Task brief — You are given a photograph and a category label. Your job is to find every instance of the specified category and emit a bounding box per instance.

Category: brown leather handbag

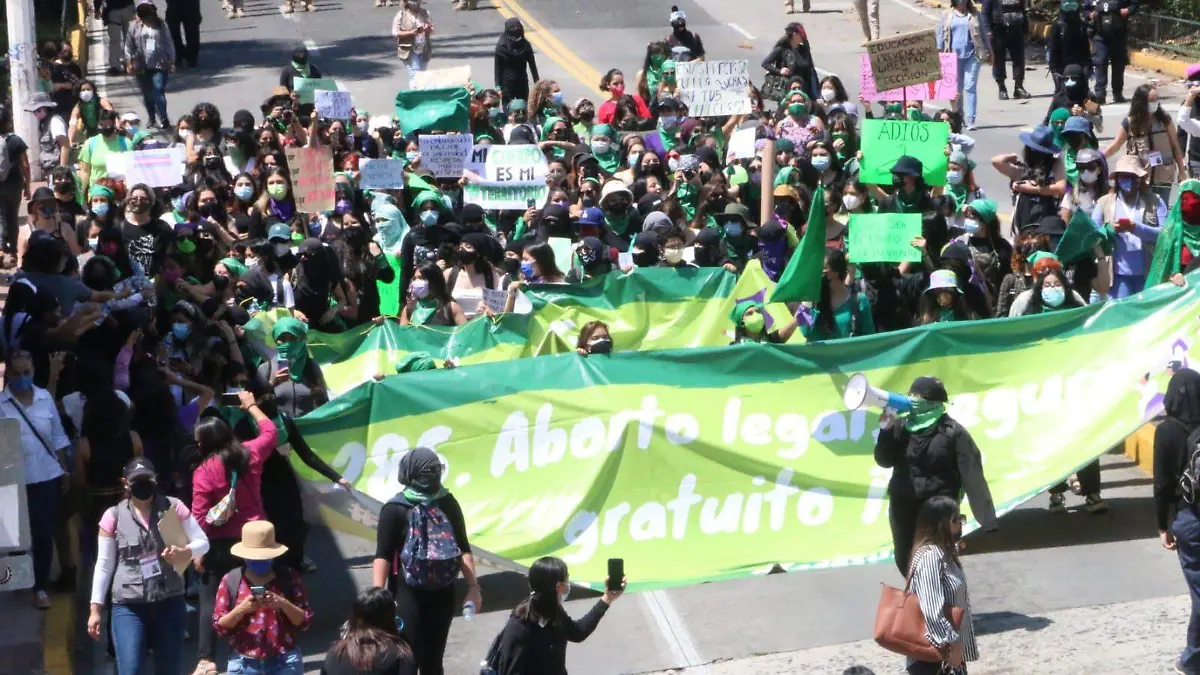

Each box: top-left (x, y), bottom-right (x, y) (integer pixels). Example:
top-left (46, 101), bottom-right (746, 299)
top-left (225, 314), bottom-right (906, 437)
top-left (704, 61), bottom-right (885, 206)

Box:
top-left (873, 566), bottom-right (966, 663)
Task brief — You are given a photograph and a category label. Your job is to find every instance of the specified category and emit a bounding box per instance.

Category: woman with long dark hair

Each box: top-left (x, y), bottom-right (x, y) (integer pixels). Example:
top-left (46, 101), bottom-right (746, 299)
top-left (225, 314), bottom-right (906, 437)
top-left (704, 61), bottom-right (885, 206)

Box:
top-left (188, 391), bottom-right (278, 675)
top-left (491, 556), bottom-right (624, 674)
top-left (918, 270), bottom-right (977, 325)
top-left (321, 587), bottom-right (415, 675)
top-left (1011, 255), bottom-right (1086, 316)
top-left (904, 496), bottom-right (977, 675)
top-left (400, 262), bottom-right (466, 327)
top-left (1105, 83), bottom-right (1187, 203)
top-left (801, 248), bottom-right (875, 341)
top-left (760, 22), bottom-right (819, 102)
top-left (444, 233), bottom-right (503, 319)
top-left (635, 41), bottom-right (670, 103)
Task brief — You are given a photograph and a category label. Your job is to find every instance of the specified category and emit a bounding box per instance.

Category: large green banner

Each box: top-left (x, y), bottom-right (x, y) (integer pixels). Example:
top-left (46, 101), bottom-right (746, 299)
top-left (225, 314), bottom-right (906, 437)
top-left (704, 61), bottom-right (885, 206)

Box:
top-left (294, 274), bottom-right (1200, 591)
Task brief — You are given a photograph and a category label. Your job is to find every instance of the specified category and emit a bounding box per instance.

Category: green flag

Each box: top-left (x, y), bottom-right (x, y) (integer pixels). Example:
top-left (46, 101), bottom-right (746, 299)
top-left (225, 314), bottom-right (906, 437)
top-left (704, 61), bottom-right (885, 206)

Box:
top-left (394, 87), bottom-right (470, 134)
top-left (769, 186), bottom-right (827, 303)
top-left (1054, 205), bottom-right (1107, 264)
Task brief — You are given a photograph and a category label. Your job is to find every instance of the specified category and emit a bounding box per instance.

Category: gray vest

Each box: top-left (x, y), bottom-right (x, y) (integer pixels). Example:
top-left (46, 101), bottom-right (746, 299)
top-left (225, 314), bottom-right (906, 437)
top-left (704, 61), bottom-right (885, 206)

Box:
top-left (37, 117), bottom-right (59, 173)
top-left (110, 498), bottom-right (186, 604)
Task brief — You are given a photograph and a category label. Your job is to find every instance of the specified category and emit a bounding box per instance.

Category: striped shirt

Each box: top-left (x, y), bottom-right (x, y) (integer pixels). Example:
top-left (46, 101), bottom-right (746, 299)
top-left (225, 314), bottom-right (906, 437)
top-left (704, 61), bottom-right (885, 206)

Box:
top-left (906, 544), bottom-right (978, 670)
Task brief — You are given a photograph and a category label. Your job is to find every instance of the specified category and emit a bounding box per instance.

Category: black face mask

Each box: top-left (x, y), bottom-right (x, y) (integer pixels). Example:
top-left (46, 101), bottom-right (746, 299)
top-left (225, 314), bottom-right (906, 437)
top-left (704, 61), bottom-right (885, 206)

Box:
top-left (198, 203), bottom-right (218, 219)
top-left (129, 480), bottom-right (156, 500)
top-left (588, 337), bottom-right (613, 355)
top-left (578, 109), bottom-right (595, 122)
top-left (502, 258), bottom-right (520, 276)
top-left (99, 126), bottom-right (116, 137)
top-left (633, 250), bottom-right (657, 267)
top-left (203, 156), bottom-right (221, 169)
top-left (459, 249), bottom-right (478, 265)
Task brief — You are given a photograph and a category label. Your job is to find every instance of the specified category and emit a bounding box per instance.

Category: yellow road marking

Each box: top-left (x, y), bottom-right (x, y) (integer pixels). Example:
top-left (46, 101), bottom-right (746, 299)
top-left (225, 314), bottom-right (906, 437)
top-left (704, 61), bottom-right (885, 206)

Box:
top-left (491, 0), bottom-right (605, 97)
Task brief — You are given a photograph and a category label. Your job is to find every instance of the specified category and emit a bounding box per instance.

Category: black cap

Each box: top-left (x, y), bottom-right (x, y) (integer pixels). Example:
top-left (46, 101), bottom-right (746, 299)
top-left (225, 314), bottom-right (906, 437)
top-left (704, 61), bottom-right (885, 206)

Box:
top-left (939, 241), bottom-right (971, 262)
top-left (1034, 214), bottom-right (1067, 237)
top-left (123, 457), bottom-right (156, 482)
top-left (891, 155), bottom-right (924, 177)
top-left (29, 186), bottom-right (55, 204)
top-left (908, 376), bottom-right (948, 402)
top-left (460, 203), bottom-right (485, 224)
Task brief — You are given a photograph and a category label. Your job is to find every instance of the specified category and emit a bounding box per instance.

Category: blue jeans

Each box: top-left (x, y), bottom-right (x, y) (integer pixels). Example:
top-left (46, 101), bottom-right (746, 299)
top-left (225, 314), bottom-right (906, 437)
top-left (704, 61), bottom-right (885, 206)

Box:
top-left (1175, 506), bottom-right (1200, 673)
top-left (111, 596), bottom-right (187, 675)
top-left (405, 54), bottom-right (427, 89)
top-left (228, 648), bottom-right (304, 675)
top-left (136, 69), bottom-right (169, 123)
top-left (26, 477), bottom-right (60, 591)
top-left (957, 56), bottom-right (981, 125)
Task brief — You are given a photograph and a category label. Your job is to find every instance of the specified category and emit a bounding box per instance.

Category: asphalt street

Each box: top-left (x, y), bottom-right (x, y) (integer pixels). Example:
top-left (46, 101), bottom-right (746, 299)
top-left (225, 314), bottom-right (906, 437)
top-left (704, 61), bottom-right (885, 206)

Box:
top-left (82, 0), bottom-right (1199, 672)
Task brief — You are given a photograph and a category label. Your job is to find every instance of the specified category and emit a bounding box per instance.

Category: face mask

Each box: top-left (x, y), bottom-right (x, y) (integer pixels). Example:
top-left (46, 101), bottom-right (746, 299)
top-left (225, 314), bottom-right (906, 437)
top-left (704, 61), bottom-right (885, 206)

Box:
top-left (199, 203), bottom-right (218, 219)
top-left (1148, 101), bottom-right (1160, 114)
top-left (577, 108), bottom-right (595, 122)
top-left (591, 140), bottom-right (612, 154)
top-left (559, 586), bottom-right (571, 603)
top-left (267, 183), bottom-right (288, 199)
top-left (177, 238), bottom-right (197, 254)
top-left (664, 247), bottom-right (683, 263)
top-left (811, 155), bottom-right (830, 171)
top-left (172, 322), bottom-right (191, 340)
top-left (660, 115), bottom-right (679, 130)
top-left (273, 242), bottom-right (291, 257)
top-left (406, 151), bottom-right (420, 165)
top-left (520, 261), bottom-right (535, 279)
top-left (962, 218), bottom-right (980, 234)
top-left (1065, 78), bottom-right (1077, 88)
top-left (787, 103), bottom-right (805, 116)
top-left (234, 185), bottom-right (255, 201)
top-left (907, 108), bottom-right (923, 121)
top-left (91, 202), bottom-right (110, 217)
top-left (413, 209), bottom-right (437, 227)
top-left (725, 222), bottom-right (744, 238)
top-left (588, 337), bottom-right (613, 354)
top-left (355, 121), bottom-right (369, 134)
top-left (459, 249), bottom-right (477, 265)
top-left (488, 107), bottom-right (505, 123)
top-left (821, 88), bottom-right (837, 102)
top-left (127, 125), bottom-right (140, 138)
top-left (550, 92), bottom-right (564, 106)
top-left (8, 374), bottom-right (33, 393)
top-left (842, 194), bottom-right (861, 211)
top-left (129, 480), bottom-right (156, 500)
top-left (410, 279), bottom-right (430, 299)
top-left (1080, 169), bottom-right (1098, 184)
top-left (742, 312), bottom-right (765, 334)
top-left (171, 196), bottom-right (187, 214)
top-left (1041, 285), bottom-right (1066, 308)
top-left (80, 90), bottom-right (95, 102)
top-left (99, 125), bottom-right (116, 137)
top-left (625, 152), bottom-right (642, 169)
top-left (1117, 176), bottom-right (1136, 193)
top-left (610, 84), bottom-right (626, 99)
top-left (245, 559), bottom-right (273, 576)
top-left (946, 170), bottom-right (963, 185)
top-left (127, 200), bottom-right (149, 214)
top-left (87, 237), bottom-right (99, 251)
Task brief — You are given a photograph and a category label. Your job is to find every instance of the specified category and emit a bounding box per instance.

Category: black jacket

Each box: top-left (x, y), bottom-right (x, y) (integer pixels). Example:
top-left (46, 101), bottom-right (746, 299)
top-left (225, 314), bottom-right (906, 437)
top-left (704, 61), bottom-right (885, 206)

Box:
top-left (495, 602), bottom-right (609, 675)
top-left (1047, 15), bottom-right (1091, 73)
top-left (874, 415), bottom-right (998, 529)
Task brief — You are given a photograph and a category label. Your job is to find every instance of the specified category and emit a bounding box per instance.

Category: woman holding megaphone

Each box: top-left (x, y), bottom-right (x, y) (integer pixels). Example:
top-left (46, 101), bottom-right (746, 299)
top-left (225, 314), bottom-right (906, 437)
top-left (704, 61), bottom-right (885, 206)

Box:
top-left (870, 376), bottom-right (998, 574)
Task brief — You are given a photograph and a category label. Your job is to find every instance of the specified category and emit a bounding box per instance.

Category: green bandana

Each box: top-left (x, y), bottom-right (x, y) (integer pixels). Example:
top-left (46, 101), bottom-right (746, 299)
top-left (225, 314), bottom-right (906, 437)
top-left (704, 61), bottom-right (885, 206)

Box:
top-left (80, 98), bottom-right (99, 132)
top-left (605, 211), bottom-right (631, 235)
top-left (177, 238), bottom-right (197, 255)
top-left (220, 405), bottom-right (251, 430)
top-left (218, 257), bottom-right (247, 278)
top-left (676, 182), bottom-right (698, 222)
top-left (409, 298), bottom-right (439, 326)
top-left (271, 316), bottom-right (310, 382)
top-left (1064, 147), bottom-right (1079, 186)
top-left (904, 399), bottom-right (946, 432)
top-left (272, 414), bottom-right (291, 447)
top-left (937, 308), bottom-right (956, 323)
top-left (403, 486), bottom-right (448, 503)
top-left (656, 125), bottom-right (678, 153)
top-left (895, 189), bottom-right (921, 214)
top-left (292, 60), bottom-right (311, 78)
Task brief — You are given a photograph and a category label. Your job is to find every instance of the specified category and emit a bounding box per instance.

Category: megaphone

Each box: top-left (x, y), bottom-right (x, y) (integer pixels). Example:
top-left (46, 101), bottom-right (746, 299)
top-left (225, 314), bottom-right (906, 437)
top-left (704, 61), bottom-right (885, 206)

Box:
top-left (842, 373), bottom-right (912, 413)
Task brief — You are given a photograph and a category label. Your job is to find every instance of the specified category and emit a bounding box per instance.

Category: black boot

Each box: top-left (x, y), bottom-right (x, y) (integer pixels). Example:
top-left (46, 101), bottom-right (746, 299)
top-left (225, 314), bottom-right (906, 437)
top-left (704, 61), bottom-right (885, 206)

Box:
top-left (1113, 92), bottom-right (1127, 103)
top-left (1092, 90), bottom-right (1106, 105)
top-left (997, 84), bottom-right (1009, 101)
top-left (1013, 85), bottom-right (1031, 99)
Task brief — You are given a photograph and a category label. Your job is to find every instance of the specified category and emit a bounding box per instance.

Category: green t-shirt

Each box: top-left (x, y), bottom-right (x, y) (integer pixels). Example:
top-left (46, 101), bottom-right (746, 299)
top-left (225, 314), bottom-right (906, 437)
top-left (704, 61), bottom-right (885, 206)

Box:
top-left (79, 135), bottom-right (130, 183)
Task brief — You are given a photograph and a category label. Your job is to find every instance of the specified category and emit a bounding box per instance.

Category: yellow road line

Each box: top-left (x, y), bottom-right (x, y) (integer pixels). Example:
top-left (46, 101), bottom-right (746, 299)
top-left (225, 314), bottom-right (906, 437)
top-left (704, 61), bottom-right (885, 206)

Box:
top-left (491, 0), bottom-right (605, 97)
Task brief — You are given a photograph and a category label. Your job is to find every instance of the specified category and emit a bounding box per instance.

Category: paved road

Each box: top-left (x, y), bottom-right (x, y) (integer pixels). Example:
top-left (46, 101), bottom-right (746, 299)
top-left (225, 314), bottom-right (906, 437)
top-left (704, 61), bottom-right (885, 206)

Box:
top-left (79, 0), bottom-right (1199, 672)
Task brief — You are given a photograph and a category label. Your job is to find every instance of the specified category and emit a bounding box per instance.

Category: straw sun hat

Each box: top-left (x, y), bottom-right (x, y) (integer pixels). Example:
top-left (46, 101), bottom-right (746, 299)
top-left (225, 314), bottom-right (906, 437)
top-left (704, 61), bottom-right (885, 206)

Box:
top-left (230, 521), bottom-right (289, 561)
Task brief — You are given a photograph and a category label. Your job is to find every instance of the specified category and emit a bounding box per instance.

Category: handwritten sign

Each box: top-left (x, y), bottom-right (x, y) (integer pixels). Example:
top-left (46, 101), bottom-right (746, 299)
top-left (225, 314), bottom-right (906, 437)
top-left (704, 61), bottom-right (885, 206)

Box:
top-left (464, 144), bottom-right (490, 177)
top-left (860, 53), bottom-right (959, 101)
top-left (125, 148), bottom-right (186, 187)
top-left (483, 145), bottom-right (548, 184)
top-left (847, 213), bottom-right (923, 263)
top-left (294, 77), bottom-right (340, 105)
top-left (419, 133), bottom-right (474, 178)
top-left (315, 90), bottom-right (353, 120)
top-left (411, 65), bottom-right (472, 90)
top-left (359, 158), bottom-right (406, 190)
top-left (859, 119), bottom-right (951, 186)
top-left (865, 30), bottom-right (941, 91)
top-left (462, 144), bottom-right (548, 208)
top-left (676, 60), bottom-right (751, 117)
top-left (481, 287), bottom-right (508, 314)
top-left (463, 183), bottom-right (548, 210)
top-left (284, 147), bottom-right (336, 212)
top-left (727, 127), bottom-right (757, 161)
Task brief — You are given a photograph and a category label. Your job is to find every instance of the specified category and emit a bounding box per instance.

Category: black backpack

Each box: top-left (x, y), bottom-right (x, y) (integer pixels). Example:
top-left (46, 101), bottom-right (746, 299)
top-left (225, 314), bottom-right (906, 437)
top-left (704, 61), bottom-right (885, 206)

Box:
top-left (1180, 425), bottom-right (1200, 505)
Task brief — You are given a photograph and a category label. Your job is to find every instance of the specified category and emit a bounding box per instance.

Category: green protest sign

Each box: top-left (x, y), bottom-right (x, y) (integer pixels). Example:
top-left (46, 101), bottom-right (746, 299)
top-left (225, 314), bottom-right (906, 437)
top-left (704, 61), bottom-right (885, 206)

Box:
top-left (859, 119), bottom-right (950, 186)
top-left (294, 77), bottom-right (340, 105)
top-left (847, 213), bottom-right (923, 263)
top-left (294, 271), bottom-right (1200, 590)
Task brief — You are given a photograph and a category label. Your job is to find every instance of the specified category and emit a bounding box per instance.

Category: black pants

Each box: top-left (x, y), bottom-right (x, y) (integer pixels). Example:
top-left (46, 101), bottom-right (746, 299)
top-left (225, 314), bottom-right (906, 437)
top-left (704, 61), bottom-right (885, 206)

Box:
top-left (991, 28), bottom-right (1025, 87)
top-left (0, 182), bottom-right (23, 254)
top-left (889, 496), bottom-right (926, 575)
top-left (165, 8), bottom-right (201, 66)
top-left (261, 452), bottom-right (307, 572)
top-left (1049, 458), bottom-right (1102, 495)
top-left (1092, 33), bottom-right (1128, 99)
top-left (394, 583), bottom-right (457, 675)
top-left (197, 537), bottom-right (240, 662)
top-left (908, 662), bottom-right (967, 674)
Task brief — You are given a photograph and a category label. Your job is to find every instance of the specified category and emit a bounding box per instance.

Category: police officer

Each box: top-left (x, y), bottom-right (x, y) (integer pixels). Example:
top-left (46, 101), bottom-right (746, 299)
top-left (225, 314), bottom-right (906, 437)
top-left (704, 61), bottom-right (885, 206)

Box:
top-left (983, 0), bottom-right (1031, 100)
top-left (1047, 0), bottom-right (1090, 92)
top-left (1088, 0), bottom-right (1137, 104)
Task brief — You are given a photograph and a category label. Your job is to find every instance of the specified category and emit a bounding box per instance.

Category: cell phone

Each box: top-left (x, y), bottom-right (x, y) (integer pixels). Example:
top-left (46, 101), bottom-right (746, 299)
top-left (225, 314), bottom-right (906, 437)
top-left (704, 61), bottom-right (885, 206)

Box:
top-left (220, 390), bottom-right (242, 406)
top-left (250, 585), bottom-right (266, 598)
top-left (526, 198), bottom-right (537, 209)
top-left (606, 558), bottom-right (624, 591)
top-left (276, 357), bottom-right (289, 371)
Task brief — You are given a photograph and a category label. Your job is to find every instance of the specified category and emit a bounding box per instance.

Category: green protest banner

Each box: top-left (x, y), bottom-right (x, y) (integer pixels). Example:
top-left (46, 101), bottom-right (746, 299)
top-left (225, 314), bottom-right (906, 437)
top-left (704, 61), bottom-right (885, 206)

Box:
top-left (294, 77), bottom-right (340, 105)
top-left (294, 269), bottom-right (1200, 591)
top-left (847, 213), bottom-right (923, 263)
top-left (394, 86), bottom-right (470, 134)
top-left (859, 119), bottom-right (951, 186)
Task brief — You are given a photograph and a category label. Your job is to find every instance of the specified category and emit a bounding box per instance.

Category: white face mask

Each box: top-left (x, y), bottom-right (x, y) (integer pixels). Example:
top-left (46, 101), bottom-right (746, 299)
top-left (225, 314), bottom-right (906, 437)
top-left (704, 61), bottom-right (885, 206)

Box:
top-left (591, 140), bottom-right (612, 154)
top-left (1080, 169), bottom-right (1098, 184)
top-left (663, 247), bottom-right (683, 263)
top-left (273, 242), bottom-right (290, 257)
top-left (1064, 79), bottom-right (1077, 88)
top-left (945, 170), bottom-right (963, 185)
top-left (821, 88), bottom-right (836, 102)
top-left (356, 121), bottom-right (369, 133)
top-left (962, 218), bottom-right (980, 234)
top-left (1148, 101), bottom-right (1160, 114)
top-left (842, 194), bottom-right (861, 211)
top-left (80, 90), bottom-right (95, 102)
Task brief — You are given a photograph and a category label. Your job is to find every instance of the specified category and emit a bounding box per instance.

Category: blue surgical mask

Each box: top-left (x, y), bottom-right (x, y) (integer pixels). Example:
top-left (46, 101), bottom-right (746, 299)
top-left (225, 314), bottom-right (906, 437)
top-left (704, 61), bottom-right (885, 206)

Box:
top-left (92, 202), bottom-right (110, 217)
top-left (660, 115), bottom-right (679, 130)
top-left (245, 559), bottom-right (273, 575)
top-left (234, 185), bottom-right (255, 201)
top-left (725, 222), bottom-right (743, 238)
top-left (946, 170), bottom-right (963, 185)
top-left (1041, 286), bottom-right (1066, 308)
top-left (811, 156), bottom-right (831, 171)
top-left (962, 218), bottom-right (980, 234)
top-left (127, 125), bottom-right (139, 137)
top-left (8, 374), bottom-right (33, 393)
top-left (420, 210), bottom-right (438, 226)
top-left (520, 261), bottom-right (535, 279)
top-left (406, 151), bottom-right (420, 165)
top-left (173, 196), bottom-right (187, 214)
top-left (1065, 78), bottom-right (1077, 88)
top-left (172, 322), bottom-right (191, 340)
top-left (1117, 176), bottom-right (1136, 193)
top-left (550, 91), bottom-right (564, 106)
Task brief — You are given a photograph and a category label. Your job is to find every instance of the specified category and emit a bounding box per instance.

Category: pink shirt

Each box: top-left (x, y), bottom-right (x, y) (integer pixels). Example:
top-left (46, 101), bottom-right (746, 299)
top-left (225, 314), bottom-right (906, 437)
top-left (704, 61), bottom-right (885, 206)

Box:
top-left (190, 416), bottom-right (278, 540)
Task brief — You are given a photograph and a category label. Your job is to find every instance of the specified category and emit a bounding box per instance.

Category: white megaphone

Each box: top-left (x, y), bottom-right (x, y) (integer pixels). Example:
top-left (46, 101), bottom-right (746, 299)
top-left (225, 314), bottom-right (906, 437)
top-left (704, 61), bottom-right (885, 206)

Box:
top-left (842, 373), bottom-right (913, 413)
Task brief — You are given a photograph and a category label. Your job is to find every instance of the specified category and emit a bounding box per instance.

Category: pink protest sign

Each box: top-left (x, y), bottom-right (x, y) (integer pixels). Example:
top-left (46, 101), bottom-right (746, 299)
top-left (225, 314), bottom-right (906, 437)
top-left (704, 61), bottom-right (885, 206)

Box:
top-left (860, 53), bottom-right (958, 101)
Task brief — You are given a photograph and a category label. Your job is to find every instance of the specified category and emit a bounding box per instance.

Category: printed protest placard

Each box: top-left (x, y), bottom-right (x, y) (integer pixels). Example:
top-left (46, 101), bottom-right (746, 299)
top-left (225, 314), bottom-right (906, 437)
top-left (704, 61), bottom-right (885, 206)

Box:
top-left (463, 184), bottom-right (549, 210)
top-left (284, 147), bottom-right (336, 212)
top-left (419, 134), bottom-right (474, 178)
top-left (463, 143), bottom-right (549, 209)
top-left (315, 90), bottom-right (353, 120)
top-left (411, 65), bottom-right (472, 90)
top-left (482, 145), bottom-right (548, 184)
top-left (859, 119), bottom-right (951, 186)
top-left (865, 30), bottom-right (940, 91)
top-left (359, 158), bottom-right (406, 189)
top-left (464, 144), bottom-right (490, 177)
top-left (847, 213), bottom-right (923, 263)
top-left (481, 287), bottom-right (508, 314)
top-left (123, 148), bottom-right (186, 187)
top-left (859, 53), bottom-right (958, 101)
top-left (676, 60), bottom-right (751, 117)
top-left (294, 77), bottom-right (340, 105)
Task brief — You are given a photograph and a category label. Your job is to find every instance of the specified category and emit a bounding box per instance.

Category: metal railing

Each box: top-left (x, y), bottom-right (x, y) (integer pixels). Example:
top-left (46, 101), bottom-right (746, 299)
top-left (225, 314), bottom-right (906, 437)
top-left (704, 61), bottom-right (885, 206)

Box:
top-left (1128, 12), bottom-right (1200, 59)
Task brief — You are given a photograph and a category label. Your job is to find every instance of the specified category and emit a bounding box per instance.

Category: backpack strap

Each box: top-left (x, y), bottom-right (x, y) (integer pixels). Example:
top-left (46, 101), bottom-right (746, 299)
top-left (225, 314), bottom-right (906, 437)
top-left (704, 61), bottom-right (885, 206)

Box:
top-left (447, 264), bottom-right (461, 293)
top-left (224, 567), bottom-right (244, 601)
